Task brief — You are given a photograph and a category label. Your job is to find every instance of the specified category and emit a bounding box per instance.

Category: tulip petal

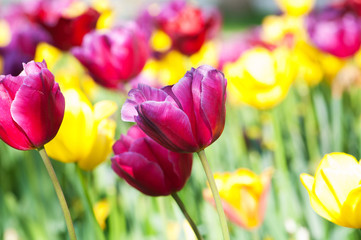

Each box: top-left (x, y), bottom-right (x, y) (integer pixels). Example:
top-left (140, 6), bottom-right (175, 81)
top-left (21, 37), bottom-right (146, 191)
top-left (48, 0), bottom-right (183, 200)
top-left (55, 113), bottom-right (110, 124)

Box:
top-left (0, 76), bottom-right (32, 150)
top-left (321, 167), bottom-right (361, 205)
top-left (112, 152), bottom-right (170, 196)
top-left (198, 65), bottom-right (227, 142)
top-left (121, 84), bottom-right (168, 122)
top-left (340, 185), bottom-right (361, 228)
top-left (300, 173), bottom-right (339, 224)
top-left (171, 69), bottom-right (212, 147)
top-left (136, 101), bottom-right (198, 152)
top-left (46, 89), bottom-right (94, 162)
top-left (94, 100), bottom-right (117, 122)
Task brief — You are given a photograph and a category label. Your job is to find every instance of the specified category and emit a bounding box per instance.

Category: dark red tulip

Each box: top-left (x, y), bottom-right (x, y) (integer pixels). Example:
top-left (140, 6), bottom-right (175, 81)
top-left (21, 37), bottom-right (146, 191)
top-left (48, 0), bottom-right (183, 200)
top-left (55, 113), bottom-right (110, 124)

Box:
top-left (40, 8), bottom-right (100, 51)
top-left (112, 125), bottom-right (193, 196)
top-left (0, 61), bottom-right (65, 150)
top-left (121, 65), bottom-right (227, 153)
top-left (72, 23), bottom-right (149, 89)
top-left (306, 6), bottom-right (361, 58)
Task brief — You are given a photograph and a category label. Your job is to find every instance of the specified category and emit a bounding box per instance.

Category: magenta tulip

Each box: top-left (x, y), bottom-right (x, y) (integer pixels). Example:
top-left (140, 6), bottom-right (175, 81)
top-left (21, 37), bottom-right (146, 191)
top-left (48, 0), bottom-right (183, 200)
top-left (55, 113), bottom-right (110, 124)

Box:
top-left (0, 60), bottom-right (65, 150)
top-left (112, 125), bottom-right (193, 196)
top-left (71, 23), bottom-right (149, 89)
top-left (121, 65), bottom-right (226, 153)
top-left (306, 6), bottom-right (361, 58)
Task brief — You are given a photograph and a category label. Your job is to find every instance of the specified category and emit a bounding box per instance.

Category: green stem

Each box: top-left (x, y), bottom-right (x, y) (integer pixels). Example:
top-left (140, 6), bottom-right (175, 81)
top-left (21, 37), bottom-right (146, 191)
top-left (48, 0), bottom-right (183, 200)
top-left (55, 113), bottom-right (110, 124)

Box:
top-left (171, 193), bottom-right (204, 240)
top-left (197, 150), bottom-right (230, 240)
top-left (38, 147), bottom-right (77, 240)
top-left (76, 166), bottom-right (105, 240)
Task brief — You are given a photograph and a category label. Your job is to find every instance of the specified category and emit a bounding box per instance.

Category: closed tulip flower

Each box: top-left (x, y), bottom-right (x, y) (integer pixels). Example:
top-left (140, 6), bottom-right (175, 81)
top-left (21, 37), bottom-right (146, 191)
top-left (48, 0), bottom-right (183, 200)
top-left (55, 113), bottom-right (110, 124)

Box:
top-left (112, 125), bottom-right (193, 196)
top-left (223, 46), bottom-right (295, 109)
top-left (121, 65), bottom-right (226, 153)
top-left (300, 153), bottom-right (361, 228)
top-left (72, 23), bottom-right (149, 89)
top-left (203, 168), bottom-right (273, 230)
top-left (0, 60), bottom-right (65, 150)
top-left (306, 6), bottom-right (361, 58)
top-left (45, 89), bottom-right (117, 171)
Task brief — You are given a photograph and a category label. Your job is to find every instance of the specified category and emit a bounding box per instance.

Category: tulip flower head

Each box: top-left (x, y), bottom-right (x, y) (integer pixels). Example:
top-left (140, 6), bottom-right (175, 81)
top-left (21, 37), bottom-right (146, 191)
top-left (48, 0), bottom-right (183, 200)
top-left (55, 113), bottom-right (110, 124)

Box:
top-left (112, 125), bottom-right (193, 196)
top-left (203, 168), bottom-right (273, 230)
top-left (275, 0), bottom-right (315, 16)
top-left (300, 153), bottom-right (361, 228)
top-left (0, 60), bottom-right (65, 150)
top-left (306, 6), bottom-right (361, 58)
top-left (121, 65), bottom-right (227, 153)
top-left (45, 89), bottom-right (116, 171)
top-left (72, 23), bottom-right (149, 89)
top-left (223, 46), bottom-right (295, 109)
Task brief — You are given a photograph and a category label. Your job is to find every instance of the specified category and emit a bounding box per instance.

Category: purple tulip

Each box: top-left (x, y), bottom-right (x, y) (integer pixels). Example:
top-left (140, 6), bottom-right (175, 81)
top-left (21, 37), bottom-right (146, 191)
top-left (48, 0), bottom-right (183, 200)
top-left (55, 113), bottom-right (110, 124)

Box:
top-left (0, 61), bottom-right (65, 150)
top-left (72, 23), bottom-right (149, 89)
top-left (306, 6), bottom-right (361, 58)
top-left (121, 65), bottom-right (227, 153)
top-left (112, 125), bottom-right (193, 196)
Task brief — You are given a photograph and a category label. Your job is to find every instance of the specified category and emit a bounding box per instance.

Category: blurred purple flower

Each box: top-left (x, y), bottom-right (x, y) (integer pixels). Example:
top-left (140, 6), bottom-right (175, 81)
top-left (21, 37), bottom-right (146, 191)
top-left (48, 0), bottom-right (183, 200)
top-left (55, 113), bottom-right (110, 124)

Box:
top-left (306, 6), bottom-right (361, 58)
top-left (72, 23), bottom-right (149, 89)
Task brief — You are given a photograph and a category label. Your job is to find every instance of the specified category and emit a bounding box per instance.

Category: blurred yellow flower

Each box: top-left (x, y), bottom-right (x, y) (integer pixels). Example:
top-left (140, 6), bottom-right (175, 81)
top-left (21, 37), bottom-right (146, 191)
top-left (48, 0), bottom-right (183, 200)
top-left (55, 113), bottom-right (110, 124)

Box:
top-left (300, 153), bottom-right (361, 228)
top-left (275, 0), bottom-right (315, 16)
top-left (143, 41), bottom-right (218, 85)
top-left (93, 199), bottom-right (110, 230)
top-left (93, 0), bottom-right (114, 29)
top-left (151, 30), bottom-right (172, 52)
top-left (204, 168), bottom-right (273, 230)
top-left (224, 46), bottom-right (296, 109)
top-left (292, 41), bottom-right (345, 86)
top-left (0, 20), bottom-right (11, 47)
top-left (261, 14), bottom-right (306, 44)
top-left (45, 89), bottom-right (117, 171)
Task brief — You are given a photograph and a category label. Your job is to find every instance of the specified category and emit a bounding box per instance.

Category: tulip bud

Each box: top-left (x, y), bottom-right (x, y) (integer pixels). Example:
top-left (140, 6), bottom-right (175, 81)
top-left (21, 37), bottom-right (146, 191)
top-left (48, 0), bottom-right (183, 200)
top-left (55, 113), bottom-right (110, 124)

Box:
top-left (72, 23), bottom-right (149, 89)
top-left (0, 60), bottom-right (65, 150)
top-left (306, 6), bottom-right (361, 58)
top-left (301, 153), bottom-right (361, 228)
top-left (112, 125), bottom-right (193, 196)
top-left (121, 65), bottom-right (227, 153)
top-left (203, 168), bottom-right (273, 230)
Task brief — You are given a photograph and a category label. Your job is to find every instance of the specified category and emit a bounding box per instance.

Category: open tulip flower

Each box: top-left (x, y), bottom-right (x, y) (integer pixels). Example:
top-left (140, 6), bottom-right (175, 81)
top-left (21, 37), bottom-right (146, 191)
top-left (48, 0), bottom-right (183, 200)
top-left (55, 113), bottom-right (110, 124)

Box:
top-left (0, 60), bottom-right (65, 150)
top-left (121, 65), bottom-right (226, 153)
top-left (223, 46), bottom-right (295, 109)
top-left (203, 168), bottom-right (273, 230)
top-left (72, 23), bottom-right (149, 89)
top-left (112, 125), bottom-right (193, 196)
top-left (45, 88), bottom-right (117, 171)
top-left (300, 153), bottom-right (361, 228)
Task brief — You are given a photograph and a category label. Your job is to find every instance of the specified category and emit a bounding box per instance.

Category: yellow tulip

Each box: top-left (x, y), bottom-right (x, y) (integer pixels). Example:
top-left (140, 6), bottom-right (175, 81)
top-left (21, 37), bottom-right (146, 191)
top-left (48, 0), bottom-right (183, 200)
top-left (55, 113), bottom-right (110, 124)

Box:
top-left (45, 89), bottom-right (117, 171)
top-left (204, 168), bottom-right (273, 230)
top-left (300, 153), bottom-right (361, 228)
top-left (224, 46), bottom-right (296, 109)
top-left (292, 41), bottom-right (346, 86)
top-left (93, 199), bottom-right (110, 230)
top-left (275, 0), bottom-right (315, 16)
top-left (92, 0), bottom-right (114, 29)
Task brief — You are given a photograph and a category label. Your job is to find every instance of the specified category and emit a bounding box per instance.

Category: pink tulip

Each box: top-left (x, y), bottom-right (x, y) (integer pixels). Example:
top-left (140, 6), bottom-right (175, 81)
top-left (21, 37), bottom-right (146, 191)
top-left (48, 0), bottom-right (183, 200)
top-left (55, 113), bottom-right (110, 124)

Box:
top-left (306, 6), bottom-right (361, 58)
top-left (0, 61), bottom-right (65, 150)
top-left (121, 65), bottom-right (226, 153)
top-left (112, 125), bottom-right (193, 196)
top-left (72, 23), bottom-right (149, 89)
